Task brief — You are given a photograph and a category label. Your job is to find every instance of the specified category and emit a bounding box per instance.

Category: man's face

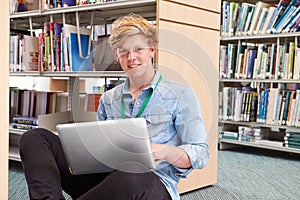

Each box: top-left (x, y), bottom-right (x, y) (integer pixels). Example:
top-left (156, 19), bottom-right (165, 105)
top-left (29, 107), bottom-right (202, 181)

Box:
top-left (115, 34), bottom-right (155, 78)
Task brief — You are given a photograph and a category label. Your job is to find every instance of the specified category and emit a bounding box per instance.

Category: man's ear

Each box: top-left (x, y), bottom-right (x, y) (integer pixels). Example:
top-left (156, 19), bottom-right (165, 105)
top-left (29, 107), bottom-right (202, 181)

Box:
top-left (149, 46), bottom-right (156, 58)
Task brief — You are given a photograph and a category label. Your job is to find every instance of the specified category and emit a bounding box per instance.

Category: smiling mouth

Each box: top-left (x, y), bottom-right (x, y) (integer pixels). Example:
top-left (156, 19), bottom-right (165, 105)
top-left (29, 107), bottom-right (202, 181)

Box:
top-left (128, 64), bottom-right (141, 68)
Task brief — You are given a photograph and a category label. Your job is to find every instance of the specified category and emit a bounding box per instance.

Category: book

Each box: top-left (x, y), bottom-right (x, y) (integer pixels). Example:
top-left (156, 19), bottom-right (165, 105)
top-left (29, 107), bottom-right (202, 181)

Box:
top-left (229, 2), bottom-right (240, 36)
top-left (281, 90), bottom-right (291, 125)
top-left (262, 89), bottom-right (269, 123)
top-left (235, 3), bottom-right (255, 36)
top-left (64, 24), bottom-right (93, 71)
top-left (220, 131), bottom-right (239, 140)
top-left (272, 0), bottom-right (300, 33)
top-left (84, 93), bottom-right (102, 112)
top-left (285, 132), bottom-right (300, 138)
top-left (12, 116), bottom-right (38, 126)
top-left (246, 49), bottom-right (258, 79)
top-left (243, 5), bottom-right (255, 35)
top-left (9, 87), bottom-right (21, 118)
top-left (12, 123), bottom-right (38, 130)
top-left (227, 43), bottom-right (237, 78)
top-left (280, 1), bottom-right (300, 32)
top-left (248, 1), bottom-right (271, 35)
top-left (260, 7), bottom-right (276, 34)
top-left (293, 47), bottom-right (300, 79)
top-left (268, 44), bottom-right (277, 79)
top-left (253, 7), bottom-right (269, 35)
top-left (44, 22), bottom-right (50, 71)
top-left (250, 89), bottom-right (258, 122)
top-left (266, 0), bottom-right (292, 34)
top-left (53, 23), bottom-right (63, 71)
top-left (253, 44), bottom-right (266, 79)
top-left (281, 7), bottom-right (300, 32)
top-left (22, 35), bottom-right (39, 71)
top-left (221, 1), bottom-right (230, 36)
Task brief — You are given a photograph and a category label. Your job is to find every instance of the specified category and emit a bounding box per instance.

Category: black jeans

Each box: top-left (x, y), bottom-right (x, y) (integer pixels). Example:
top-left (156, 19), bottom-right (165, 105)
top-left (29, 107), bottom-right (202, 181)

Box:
top-left (19, 128), bottom-right (171, 200)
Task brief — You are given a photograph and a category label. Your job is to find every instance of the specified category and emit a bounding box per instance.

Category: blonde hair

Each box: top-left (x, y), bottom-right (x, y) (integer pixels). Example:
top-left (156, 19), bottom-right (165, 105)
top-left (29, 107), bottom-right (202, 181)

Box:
top-left (108, 13), bottom-right (158, 49)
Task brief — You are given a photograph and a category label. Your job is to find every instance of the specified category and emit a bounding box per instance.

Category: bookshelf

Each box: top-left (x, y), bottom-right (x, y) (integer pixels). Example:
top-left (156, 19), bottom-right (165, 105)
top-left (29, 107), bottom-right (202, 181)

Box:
top-left (9, 0), bottom-right (220, 194)
top-left (219, 0), bottom-right (300, 154)
top-left (1, 1), bottom-right (9, 199)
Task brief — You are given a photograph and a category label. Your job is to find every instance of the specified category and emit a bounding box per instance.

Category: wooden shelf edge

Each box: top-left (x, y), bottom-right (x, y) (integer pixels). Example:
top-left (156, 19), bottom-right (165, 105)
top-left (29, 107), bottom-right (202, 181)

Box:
top-left (219, 139), bottom-right (300, 154)
top-left (9, 146), bottom-right (21, 162)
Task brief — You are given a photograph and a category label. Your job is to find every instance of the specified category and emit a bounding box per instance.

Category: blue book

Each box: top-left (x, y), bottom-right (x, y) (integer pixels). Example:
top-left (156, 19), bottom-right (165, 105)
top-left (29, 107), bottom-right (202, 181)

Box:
top-left (262, 89), bottom-right (269, 123)
top-left (258, 90), bottom-right (264, 123)
top-left (246, 49), bottom-right (257, 79)
top-left (282, 90), bottom-right (292, 125)
top-left (69, 33), bottom-right (93, 71)
top-left (64, 24), bottom-right (93, 71)
top-left (273, 92), bottom-right (282, 124)
top-left (222, 1), bottom-right (230, 36)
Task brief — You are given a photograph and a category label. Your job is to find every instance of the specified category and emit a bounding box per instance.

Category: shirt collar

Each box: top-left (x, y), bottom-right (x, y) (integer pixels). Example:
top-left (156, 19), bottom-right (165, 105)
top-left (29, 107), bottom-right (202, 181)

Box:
top-left (122, 70), bottom-right (162, 94)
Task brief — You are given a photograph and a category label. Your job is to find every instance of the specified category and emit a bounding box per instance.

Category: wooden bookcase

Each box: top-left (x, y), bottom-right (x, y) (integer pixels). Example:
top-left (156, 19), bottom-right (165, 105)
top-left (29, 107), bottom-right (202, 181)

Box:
top-left (7, 0), bottom-right (220, 195)
top-left (0, 0), bottom-right (9, 198)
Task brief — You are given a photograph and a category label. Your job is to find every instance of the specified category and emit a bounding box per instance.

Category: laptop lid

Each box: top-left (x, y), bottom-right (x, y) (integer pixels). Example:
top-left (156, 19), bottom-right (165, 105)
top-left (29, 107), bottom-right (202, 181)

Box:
top-left (56, 118), bottom-right (157, 175)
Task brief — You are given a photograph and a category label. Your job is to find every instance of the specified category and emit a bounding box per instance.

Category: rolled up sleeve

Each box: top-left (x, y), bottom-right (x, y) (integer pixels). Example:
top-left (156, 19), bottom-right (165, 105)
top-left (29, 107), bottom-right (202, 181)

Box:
top-left (174, 87), bottom-right (210, 178)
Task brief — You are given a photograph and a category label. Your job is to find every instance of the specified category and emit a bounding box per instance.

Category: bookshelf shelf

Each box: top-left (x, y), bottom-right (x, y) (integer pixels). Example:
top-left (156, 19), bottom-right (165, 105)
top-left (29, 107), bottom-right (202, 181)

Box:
top-left (219, 120), bottom-right (289, 129)
top-left (9, 127), bottom-right (27, 136)
top-left (10, 0), bottom-right (156, 19)
top-left (220, 78), bottom-right (300, 83)
top-left (9, 146), bottom-right (21, 162)
top-left (219, 138), bottom-right (300, 154)
top-left (10, 71), bottom-right (126, 78)
top-left (221, 32), bottom-right (300, 41)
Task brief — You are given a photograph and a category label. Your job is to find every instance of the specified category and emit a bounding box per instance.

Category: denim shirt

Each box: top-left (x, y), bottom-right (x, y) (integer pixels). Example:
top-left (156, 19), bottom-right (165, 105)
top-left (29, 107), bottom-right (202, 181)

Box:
top-left (97, 71), bottom-right (209, 200)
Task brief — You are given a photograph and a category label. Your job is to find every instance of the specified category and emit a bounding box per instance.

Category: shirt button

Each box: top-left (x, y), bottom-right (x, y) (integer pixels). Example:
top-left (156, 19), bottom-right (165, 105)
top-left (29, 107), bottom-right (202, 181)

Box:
top-left (136, 101), bottom-right (139, 105)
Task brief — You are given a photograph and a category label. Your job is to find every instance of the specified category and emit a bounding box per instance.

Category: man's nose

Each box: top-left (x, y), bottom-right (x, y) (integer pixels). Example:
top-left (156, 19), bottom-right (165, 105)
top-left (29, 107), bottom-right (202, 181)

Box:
top-left (127, 50), bottom-right (137, 60)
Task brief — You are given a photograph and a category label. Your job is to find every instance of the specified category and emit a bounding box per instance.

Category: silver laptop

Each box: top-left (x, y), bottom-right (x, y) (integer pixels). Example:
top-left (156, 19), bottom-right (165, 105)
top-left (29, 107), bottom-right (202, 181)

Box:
top-left (56, 118), bottom-right (158, 175)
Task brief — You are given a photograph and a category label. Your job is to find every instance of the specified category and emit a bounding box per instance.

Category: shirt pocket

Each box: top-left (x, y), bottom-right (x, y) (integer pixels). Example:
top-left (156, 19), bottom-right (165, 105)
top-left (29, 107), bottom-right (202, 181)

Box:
top-left (145, 114), bottom-right (174, 144)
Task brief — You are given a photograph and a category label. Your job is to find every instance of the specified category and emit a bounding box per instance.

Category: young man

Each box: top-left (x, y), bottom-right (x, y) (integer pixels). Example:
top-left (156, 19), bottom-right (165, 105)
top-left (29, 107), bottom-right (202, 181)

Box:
top-left (20, 13), bottom-right (209, 200)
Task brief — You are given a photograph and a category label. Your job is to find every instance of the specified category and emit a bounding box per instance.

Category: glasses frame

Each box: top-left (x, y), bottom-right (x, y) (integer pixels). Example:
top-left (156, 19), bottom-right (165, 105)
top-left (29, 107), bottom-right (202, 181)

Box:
top-left (116, 47), bottom-right (151, 58)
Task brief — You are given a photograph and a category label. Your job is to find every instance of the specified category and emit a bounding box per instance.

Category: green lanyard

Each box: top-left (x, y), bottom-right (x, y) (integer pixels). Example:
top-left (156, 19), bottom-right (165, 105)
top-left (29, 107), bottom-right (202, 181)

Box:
top-left (121, 75), bottom-right (163, 119)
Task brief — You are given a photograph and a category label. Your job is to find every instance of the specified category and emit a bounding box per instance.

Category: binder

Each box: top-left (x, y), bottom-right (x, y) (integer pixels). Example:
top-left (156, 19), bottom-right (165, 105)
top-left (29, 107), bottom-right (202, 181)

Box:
top-left (64, 24), bottom-right (93, 71)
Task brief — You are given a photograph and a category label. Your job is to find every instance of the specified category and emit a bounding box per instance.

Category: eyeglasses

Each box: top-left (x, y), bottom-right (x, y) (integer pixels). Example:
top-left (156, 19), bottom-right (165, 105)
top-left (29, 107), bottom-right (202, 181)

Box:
top-left (116, 47), bottom-right (150, 58)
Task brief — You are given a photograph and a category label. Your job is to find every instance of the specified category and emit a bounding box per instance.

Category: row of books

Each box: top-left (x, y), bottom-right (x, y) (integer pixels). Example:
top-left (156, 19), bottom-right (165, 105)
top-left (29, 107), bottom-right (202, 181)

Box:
top-left (220, 126), bottom-right (268, 142)
top-left (284, 132), bottom-right (300, 149)
top-left (219, 86), bottom-right (300, 127)
top-left (220, 127), bottom-right (286, 148)
top-left (10, 23), bottom-right (119, 72)
top-left (10, 88), bottom-right (103, 119)
top-left (221, 0), bottom-right (300, 36)
top-left (220, 42), bottom-right (300, 79)
top-left (10, 0), bottom-right (117, 13)
top-left (220, 86), bottom-right (258, 122)
top-left (11, 116), bottom-right (39, 130)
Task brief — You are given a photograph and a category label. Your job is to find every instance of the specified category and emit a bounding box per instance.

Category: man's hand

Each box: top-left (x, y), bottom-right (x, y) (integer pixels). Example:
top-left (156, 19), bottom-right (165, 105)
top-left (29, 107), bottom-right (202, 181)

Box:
top-left (152, 143), bottom-right (170, 161)
top-left (151, 144), bottom-right (192, 169)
